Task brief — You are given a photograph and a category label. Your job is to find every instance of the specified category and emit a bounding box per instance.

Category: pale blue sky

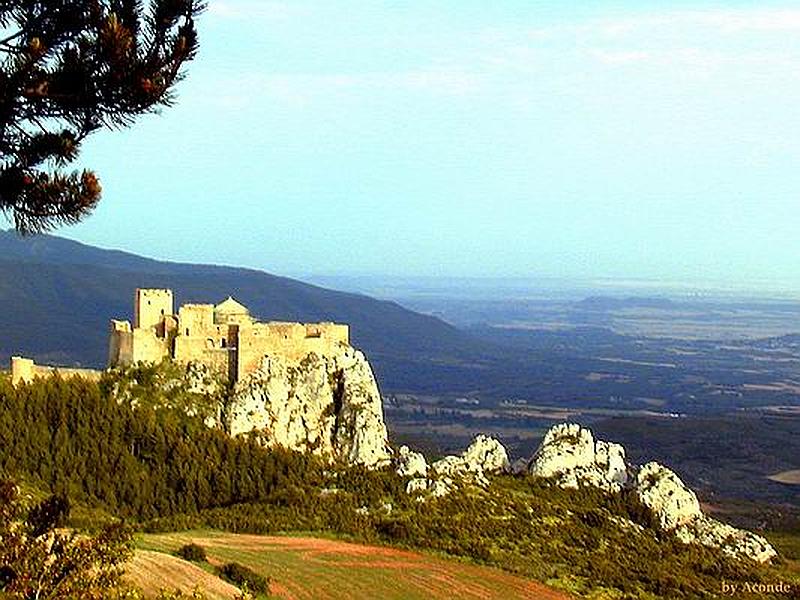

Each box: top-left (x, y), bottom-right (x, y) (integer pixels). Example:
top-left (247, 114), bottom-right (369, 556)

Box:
top-left (6, 2), bottom-right (800, 286)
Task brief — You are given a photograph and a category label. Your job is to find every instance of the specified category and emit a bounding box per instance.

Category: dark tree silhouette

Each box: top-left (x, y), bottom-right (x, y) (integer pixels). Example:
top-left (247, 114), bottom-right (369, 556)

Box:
top-left (0, 0), bottom-right (204, 233)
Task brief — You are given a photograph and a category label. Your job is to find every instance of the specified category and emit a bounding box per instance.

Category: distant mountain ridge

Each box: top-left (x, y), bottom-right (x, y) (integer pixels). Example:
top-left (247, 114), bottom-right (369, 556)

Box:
top-left (0, 229), bottom-right (493, 391)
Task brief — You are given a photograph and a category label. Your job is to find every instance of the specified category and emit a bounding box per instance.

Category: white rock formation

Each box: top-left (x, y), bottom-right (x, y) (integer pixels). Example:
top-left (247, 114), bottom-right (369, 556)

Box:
top-left (405, 478), bottom-right (429, 495)
top-left (405, 476), bottom-right (454, 499)
top-left (635, 461), bottom-right (777, 563)
top-left (528, 423), bottom-right (628, 491)
top-left (404, 435), bottom-right (509, 498)
top-left (395, 445), bottom-right (428, 478)
top-left (676, 516), bottom-right (777, 564)
top-left (226, 346), bottom-right (391, 467)
top-left (526, 424), bottom-right (777, 564)
top-left (429, 479), bottom-right (453, 498)
top-left (635, 462), bottom-right (702, 530)
top-left (431, 435), bottom-right (510, 483)
top-left (462, 434), bottom-right (512, 473)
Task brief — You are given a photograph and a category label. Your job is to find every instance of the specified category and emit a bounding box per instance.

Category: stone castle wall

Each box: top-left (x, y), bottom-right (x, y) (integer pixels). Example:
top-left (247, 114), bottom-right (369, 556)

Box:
top-left (108, 320), bottom-right (133, 366)
top-left (109, 289), bottom-right (350, 383)
top-left (135, 288), bottom-right (173, 330)
top-left (235, 322), bottom-right (349, 380)
top-left (10, 356), bottom-right (102, 386)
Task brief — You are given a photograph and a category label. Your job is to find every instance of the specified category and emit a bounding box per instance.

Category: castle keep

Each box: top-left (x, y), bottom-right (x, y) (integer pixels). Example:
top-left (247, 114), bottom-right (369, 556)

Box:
top-left (108, 289), bottom-right (349, 382)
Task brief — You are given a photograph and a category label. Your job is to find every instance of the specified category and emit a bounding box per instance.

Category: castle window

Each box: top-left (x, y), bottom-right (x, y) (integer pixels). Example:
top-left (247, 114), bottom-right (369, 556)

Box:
top-left (185, 328), bottom-right (190, 336)
top-left (221, 338), bottom-right (227, 348)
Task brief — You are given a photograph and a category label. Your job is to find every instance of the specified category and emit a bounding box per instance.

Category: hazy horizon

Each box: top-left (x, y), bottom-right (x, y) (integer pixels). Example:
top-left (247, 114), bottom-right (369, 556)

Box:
top-left (2, 2), bottom-right (799, 287)
top-left (5, 226), bottom-right (800, 299)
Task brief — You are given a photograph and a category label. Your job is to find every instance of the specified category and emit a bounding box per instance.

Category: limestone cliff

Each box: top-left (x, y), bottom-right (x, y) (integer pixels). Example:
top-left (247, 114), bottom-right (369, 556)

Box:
top-left (636, 461), bottom-right (777, 563)
top-left (225, 346), bottom-right (391, 467)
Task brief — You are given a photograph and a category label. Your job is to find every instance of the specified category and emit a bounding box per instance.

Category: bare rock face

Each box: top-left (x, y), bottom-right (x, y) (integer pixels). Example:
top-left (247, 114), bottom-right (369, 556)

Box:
top-left (405, 435), bottom-right (509, 499)
top-left (431, 435), bottom-right (510, 483)
top-left (395, 446), bottom-right (428, 478)
top-left (405, 478), bottom-right (430, 495)
top-left (634, 462), bottom-right (702, 530)
top-left (635, 462), bottom-right (777, 564)
top-left (405, 477), bottom-right (453, 499)
top-left (462, 434), bottom-right (511, 473)
top-left (527, 423), bottom-right (628, 491)
top-left (226, 347), bottom-right (390, 467)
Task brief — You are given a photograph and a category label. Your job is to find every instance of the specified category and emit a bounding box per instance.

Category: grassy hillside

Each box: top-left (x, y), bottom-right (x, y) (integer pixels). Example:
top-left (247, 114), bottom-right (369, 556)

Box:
top-left (127, 550), bottom-right (241, 600)
top-left (132, 531), bottom-right (571, 600)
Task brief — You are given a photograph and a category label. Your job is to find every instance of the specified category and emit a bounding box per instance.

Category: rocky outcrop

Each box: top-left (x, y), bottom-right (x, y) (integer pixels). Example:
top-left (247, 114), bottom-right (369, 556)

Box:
top-left (405, 435), bottom-right (509, 498)
top-left (432, 435), bottom-right (510, 482)
top-left (527, 423), bottom-right (628, 491)
top-left (635, 461), bottom-right (776, 563)
top-left (405, 477), bottom-right (453, 498)
top-left (635, 462), bottom-right (701, 530)
top-left (395, 446), bottom-right (428, 478)
top-left (526, 424), bottom-right (777, 564)
top-left (676, 516), bottom-right (777, 564)
top-left (462, 434), bottom-right (511, 474)
top-left (226, 346), bottom-right (390, 467)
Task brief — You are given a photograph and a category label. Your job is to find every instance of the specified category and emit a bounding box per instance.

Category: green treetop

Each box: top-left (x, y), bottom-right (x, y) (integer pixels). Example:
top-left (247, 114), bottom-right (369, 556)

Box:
top-left (0, 0), bottom-right (204, 233)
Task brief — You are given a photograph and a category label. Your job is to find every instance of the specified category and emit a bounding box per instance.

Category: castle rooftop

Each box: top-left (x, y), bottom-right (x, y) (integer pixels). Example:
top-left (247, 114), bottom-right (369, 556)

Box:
top-left (215, 296), bottom-right (249, 315)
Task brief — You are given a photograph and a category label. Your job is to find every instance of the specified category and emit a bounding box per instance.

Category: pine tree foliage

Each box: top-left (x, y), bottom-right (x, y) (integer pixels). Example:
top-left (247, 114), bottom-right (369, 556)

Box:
top-left (0, 373), bottom-right (321, 520)
top-left (0, 0), bottom-right (204, 233)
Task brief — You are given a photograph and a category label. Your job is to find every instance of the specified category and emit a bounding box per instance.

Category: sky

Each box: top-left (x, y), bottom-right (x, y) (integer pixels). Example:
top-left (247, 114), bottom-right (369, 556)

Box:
top-left (4, 1), bottom-right (800, 287)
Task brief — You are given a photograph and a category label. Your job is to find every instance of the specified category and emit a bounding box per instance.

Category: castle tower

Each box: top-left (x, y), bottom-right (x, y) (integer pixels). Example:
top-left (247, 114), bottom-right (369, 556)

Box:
top-left (134, 288), bottom-right (173, 330)
top-left (10, 356), bottom-right (35, 385)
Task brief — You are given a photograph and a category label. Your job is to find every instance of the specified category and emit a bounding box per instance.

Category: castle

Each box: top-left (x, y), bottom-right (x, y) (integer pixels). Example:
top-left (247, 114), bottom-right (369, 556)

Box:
top-left (108, 289), bottom-right (350, 382)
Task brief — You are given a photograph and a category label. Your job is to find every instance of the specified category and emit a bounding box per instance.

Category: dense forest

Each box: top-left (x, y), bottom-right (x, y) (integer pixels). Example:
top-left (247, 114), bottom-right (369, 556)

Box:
top-left (0, 372), bottom-right (319, 521)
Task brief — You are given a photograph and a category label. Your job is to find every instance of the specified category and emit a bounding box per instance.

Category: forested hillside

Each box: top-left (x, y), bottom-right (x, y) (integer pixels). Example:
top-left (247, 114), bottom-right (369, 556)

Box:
top-left (2, 371), bottom-right (798, 599)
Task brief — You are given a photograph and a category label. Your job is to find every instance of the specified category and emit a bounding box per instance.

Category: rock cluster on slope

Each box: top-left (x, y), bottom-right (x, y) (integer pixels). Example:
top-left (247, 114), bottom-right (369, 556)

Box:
top-left (226, 346), bottom-right (391, 467)
top-left (527, 423), bottom-right (628, 491)
top-left (526, 423), bottom-right (777, 563)
top-left (404, 435), bottom-right (509, 497)
top-left (395, 445), bottom-right (428, 478)
top-left (635, 461), bottom-right (701, 529)
top-left (635, 461), bottom-right (777, 563)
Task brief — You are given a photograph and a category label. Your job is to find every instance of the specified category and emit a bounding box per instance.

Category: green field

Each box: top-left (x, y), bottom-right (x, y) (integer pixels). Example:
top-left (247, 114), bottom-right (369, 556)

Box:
top-left (132, 530), bottom-right (572, 600)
